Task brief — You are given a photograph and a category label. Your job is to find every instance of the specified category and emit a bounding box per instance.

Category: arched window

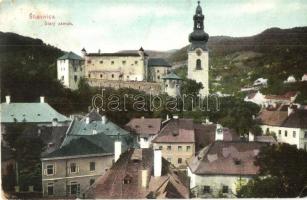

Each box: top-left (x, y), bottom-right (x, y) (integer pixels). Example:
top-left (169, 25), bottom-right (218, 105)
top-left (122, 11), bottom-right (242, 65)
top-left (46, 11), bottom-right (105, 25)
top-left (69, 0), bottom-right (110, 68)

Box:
top-left (196, 59), bottom-right (202, 70)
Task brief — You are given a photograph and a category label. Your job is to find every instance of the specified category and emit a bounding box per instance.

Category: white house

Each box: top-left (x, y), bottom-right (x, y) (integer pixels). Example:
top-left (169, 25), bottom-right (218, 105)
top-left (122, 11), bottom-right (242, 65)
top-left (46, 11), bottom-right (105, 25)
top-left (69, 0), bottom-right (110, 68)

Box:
top-left (244, 91), bottom-right (265, 106)
top-left (302, 74), bottom-right (307, 82)
top-left (258, 104), bottom-right (307, 150)
top-left (284, 75), bottom-right (297, 83)
top-left (57, 52), bottom-right (85, 90)
top-left (253, 78), bottom-right (267, 86)
top-left (187, 140), bottom-right (267, 198)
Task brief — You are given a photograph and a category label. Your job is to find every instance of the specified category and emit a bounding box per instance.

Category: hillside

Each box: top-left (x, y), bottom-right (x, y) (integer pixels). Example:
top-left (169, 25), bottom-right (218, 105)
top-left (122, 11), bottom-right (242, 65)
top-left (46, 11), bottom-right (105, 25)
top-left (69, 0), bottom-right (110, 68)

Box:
top-left (169, 27), bottom-right (307, 97)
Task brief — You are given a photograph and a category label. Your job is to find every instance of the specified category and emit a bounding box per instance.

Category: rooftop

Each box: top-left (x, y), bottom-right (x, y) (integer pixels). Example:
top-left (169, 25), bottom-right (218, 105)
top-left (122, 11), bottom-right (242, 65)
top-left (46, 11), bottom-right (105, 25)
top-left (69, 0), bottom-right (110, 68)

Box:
top-left (153, 119), bottom-right (195, 143)
top-left (125, 117), bottom-right (162, 136)
top-left (161, 72), bottom-right (182, 80)
top-left (87, 148), bottom-right (190, 199)
top-left (148, 58), bottom-right (171, 67)
top-left (188, 141), bottom-right (267, 176)
top-left (58, 51), bottom-right (84, 60)
top-left (1, 102), bottom-right (70, 123)
top-left (86, 50), bottom-right (148, 57)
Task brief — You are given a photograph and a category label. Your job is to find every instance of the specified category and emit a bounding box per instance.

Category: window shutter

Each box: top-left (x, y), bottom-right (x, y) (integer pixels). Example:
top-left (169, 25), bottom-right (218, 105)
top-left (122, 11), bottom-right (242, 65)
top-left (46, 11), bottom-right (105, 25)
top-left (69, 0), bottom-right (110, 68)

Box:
top-left (43, 169), bottom-right (47, 175)
top-left (77, 166), bottom-right (80, 173)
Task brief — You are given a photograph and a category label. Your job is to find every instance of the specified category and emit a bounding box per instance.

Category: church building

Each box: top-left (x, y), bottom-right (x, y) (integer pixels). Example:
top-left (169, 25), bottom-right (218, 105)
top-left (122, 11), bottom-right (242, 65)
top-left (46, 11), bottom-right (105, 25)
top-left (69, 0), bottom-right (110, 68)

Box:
top-left (187, 1), bottom-right (210, 97)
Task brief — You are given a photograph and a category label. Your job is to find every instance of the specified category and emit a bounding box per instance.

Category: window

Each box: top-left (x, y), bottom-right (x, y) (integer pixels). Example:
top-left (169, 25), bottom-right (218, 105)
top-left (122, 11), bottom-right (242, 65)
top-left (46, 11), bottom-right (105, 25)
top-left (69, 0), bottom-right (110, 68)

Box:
top-left (87, 60), bottom-right (91, 64)
top-left (122, 60), bottom-right (126, 64)
top-left (178, 158), bottom-right (182, 164)
top-left (157, 70), bottom-right (160, 73)
top-left (222, 185), bottom-right (229, 193)
top-left (285, 130), bottom-right (288, 137)
top-left (278, 130), bottom-right (281, 136)
top-left (47, 183), bottom-right (54, 195)
top-left (293, 131), bottom-right (296, 138)
top-left (100, 74), bottom-right (103, 78)
top-left (178, 146), bottom-right (182, 151)
top-left (135, 61), bottom-right (138, 64)
top-left (127, 75), bottom-right (129, 79)
top-left (304, 131), bottom-right (307, 138)
top-left (100, 60), bottom-right (103, 64)
top-left (112, 74), bottom-right (114, 78)
top-left (159, 146), bottom-right (163, 150)
top-left (74, 75), bottom-right (78, 82)
top-left (167, 146), bottom-right (172, 151)
top-left (88, 73), bottom-right (91, 78)
top-left (266, 128), bottom-right (270, 134)
top-left (70, 163), bottom-right (77, 173)
top-left (111, 61), bottom-right (114, 65)
top-left (61, 76), bottom-right (64, 81)
top-left (90, 162), bottom-right (95, 171)
top-left (73, 67), bottom-right (77, 72)
top-left (196, 59), bottom-right (202, 70)
top-left (157, 75), bottom-right (160, 80)
top-left (90, 179), bottom-right (95, 186)
top-left (47, 165), bottom-right (54, 175)
top-left (203, 186), bottom-right (210, 193)
top-left (186, 146), bottom-right (191, 151)
top-left (70, 182), bottom-right (80, 195)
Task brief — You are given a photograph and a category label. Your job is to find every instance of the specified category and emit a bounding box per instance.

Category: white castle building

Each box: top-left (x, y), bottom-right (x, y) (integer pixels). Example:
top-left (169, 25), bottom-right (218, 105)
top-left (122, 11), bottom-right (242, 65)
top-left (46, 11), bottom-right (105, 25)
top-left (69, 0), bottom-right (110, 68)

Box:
top-left (187, 1), bottom-right (210, 97)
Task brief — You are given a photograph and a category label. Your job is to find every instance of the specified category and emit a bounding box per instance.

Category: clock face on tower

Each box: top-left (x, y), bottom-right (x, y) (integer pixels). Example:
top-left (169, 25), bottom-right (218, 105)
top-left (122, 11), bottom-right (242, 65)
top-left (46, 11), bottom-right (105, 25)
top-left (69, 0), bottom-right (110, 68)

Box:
top-left (196, 49), bottom-right (202, 56)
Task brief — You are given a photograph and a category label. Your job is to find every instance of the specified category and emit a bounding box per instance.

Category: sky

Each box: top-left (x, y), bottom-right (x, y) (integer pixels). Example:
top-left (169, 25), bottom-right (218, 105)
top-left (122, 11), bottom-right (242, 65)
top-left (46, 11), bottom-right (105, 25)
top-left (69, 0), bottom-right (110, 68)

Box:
top-left (0, 0), bottom-right (307, 53)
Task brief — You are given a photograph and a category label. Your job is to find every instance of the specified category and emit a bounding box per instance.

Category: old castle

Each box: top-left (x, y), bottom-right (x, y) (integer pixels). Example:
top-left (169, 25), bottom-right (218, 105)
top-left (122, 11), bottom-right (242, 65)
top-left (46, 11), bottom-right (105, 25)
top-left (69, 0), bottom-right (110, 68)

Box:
top-left (57, 2), bottom-right (209, 97)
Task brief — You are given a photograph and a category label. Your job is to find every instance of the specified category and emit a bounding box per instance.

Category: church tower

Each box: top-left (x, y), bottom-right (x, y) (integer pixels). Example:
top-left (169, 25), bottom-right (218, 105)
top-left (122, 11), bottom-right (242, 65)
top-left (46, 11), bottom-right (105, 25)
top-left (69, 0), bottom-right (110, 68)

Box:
top-left (187, 1), bottom-right (209, 97)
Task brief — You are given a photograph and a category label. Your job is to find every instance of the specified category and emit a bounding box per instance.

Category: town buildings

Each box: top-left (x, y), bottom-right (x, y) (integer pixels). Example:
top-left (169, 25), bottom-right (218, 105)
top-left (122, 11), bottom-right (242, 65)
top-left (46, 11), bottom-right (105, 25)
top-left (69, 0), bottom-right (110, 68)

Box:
top-left (258, 104), bottom-right (307, 150)
top-left (187, 141), bottom-right (267, 198)
top-left (125, 117), bottom-right (162, 148)
top-left (86, 148), bottom-right (190, 198)
top-left (152, 118), bottom-right (196, 169)
top-left (187, 1), bottom-right (210, 97)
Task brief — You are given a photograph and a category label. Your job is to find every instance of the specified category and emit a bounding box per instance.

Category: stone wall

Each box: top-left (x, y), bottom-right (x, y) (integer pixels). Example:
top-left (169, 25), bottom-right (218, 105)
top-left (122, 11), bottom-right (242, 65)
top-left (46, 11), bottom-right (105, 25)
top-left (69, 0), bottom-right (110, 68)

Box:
top-left (87, 78), bottom-right (162, 95)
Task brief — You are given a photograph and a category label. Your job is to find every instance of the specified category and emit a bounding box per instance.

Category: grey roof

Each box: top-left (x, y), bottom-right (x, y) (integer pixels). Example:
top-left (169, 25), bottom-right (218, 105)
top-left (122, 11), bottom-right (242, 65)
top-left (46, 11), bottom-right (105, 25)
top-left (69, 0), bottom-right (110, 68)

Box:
top-left (148, 58), bottom-right (171, 67)
top-left (1, 102), bottom-right (70, 123)
top-left (58, 51), bottom-right (84, 60)
top-left (161, 72), bottom-right (182, 80)
top-left (43, 136), bottom-right (113, 158)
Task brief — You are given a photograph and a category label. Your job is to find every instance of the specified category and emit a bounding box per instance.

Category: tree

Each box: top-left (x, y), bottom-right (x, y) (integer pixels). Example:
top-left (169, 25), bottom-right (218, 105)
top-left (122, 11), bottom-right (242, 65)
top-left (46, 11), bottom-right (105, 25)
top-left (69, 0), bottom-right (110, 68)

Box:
top-left (237, 143), bottom-right (307, 198)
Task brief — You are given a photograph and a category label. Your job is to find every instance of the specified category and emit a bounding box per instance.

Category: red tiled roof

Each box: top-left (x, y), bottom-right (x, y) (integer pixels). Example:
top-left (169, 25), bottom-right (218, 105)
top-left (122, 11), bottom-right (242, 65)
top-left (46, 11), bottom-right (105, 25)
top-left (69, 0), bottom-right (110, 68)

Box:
top-left (87, 148), bottom-right (189, 199)
top-left (152, 119), bottom-right (195, 143)
top-left (258, 110), bottom-right (289, 126)
top-left (282, 109), bottom-right (307, 129)
top-left (125, 118), bottom-right (162, 136)
top-left (188, 141), bottom-right (267, 176)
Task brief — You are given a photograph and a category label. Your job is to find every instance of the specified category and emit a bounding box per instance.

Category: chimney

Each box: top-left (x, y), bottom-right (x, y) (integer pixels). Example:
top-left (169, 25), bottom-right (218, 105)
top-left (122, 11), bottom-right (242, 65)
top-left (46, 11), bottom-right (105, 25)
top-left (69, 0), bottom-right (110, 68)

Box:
top-left (248, 132), bottom-right (254, 142)
top-left (101, 115), bottom-right (106, 124)
top-left (114, 140), bottom-right (122, 162)
top-left (154, 149), bottom-right (162, 177)
top-left (5, 96), bottom-right (10, 104)
top-left (85, 117), bottom-right (90, 124)
top-left (141, 169), bottom-right (148, 188)
top-left (215, 124), bottom-right (224, 141)
top-left (288, 105), bottom-right (294, 116)
top-left (40, 96), bottom-right (45, 103)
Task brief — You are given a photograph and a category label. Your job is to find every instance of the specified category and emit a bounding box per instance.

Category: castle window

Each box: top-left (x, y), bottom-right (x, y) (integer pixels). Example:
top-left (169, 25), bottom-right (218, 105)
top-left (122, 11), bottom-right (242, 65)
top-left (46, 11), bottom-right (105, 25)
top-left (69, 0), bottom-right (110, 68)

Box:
top-left (112, 74), bottom-right (114, 78)
top-left (111, 61), bottom-right (114, 65)
top-left (74, 75), bottom-right (78, 82)
top-left (122, 60), bottom-right (126, 64)
top-left (285, 130), bottom-right (288, 137)
top-left (178, 158), bottom-right (182, 164)
top-left (100, 74), bottom-right (103, 78)
top-left (196, 59), bottom-right (202, 70)
top-left (87, 60), bottom-right (91, 64)
top-left (88, 74), bottom-right (91, 78)
top-left (135, 61), bottom-right (138, 64)
top-left (203, 186), bottom-right (210, 194)
top-left (222, 186), bottom-right (229, 193)
top-left (100, 60), bottom-right (103, 64)
top-left (157, 70), bottom-right (160, 73)
top-left (157, 76), bottom-right (160, 80)
top-left (127, 75), bottom-right (129, 79)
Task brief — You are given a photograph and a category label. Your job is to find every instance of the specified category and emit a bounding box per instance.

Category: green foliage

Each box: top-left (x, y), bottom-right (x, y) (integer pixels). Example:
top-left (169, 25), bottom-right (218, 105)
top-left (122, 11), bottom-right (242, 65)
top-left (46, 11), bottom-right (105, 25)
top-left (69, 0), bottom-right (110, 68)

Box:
top-left (237, 144), bottom-right (307, 198)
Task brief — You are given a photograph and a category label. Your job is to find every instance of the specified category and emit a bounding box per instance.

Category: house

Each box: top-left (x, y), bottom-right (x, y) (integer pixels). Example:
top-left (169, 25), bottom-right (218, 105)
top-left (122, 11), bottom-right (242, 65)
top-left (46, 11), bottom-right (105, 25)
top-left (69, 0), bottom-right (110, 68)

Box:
top-left (302, 73), bottom-right (307, 82)
top-left (187, 141), bottom-right (267, 198)
top-left (258, 104), bottom-right (307, 150)
top-left (152, 118), bottom-right (195, 169)
top-left (253, 78), bottom-right (267, 86)
top-left (161, 72), bottom-right (182, 97)
top-left (284, 75), bottom-right (297, 83)
top-left (41, 134), bottom-right (118, 198)
top-left (57, 51), bottom-right (85, 90)
top-left (147, 58), bottom-right (171, 83)
top-left (125, 117), bottom-right (162, 148)
top-left (244, 91), bottom-right (265, 106)
top-left (86, 148), bottom-right (190, 199)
